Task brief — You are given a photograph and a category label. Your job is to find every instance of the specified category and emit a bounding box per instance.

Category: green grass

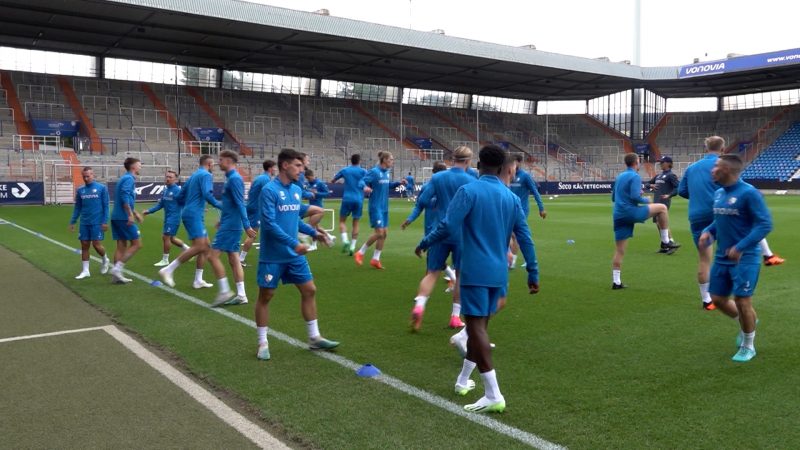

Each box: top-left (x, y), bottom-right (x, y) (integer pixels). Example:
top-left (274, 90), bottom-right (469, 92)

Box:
top-left (1, 194), bottom-right (798, 449)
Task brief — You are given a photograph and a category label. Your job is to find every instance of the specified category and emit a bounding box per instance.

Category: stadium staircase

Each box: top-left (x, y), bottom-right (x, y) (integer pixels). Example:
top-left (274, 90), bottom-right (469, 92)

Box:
top-left (56, 76), bottom-right (104, 153)
top-left (139, 83), bottom-right (197, 154)
top-left (184, 87), bottom-right (252, 157)
top-left (742, 122), bottom-right (800, 181)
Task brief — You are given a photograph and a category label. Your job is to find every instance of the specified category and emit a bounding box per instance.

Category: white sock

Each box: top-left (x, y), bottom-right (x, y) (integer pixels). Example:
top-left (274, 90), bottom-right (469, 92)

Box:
top-left (341, 232), bottom-right (349, 243)
top-left (257, 326), bottom-right (268, 345)
top-left (235, 281), bottom-right (246, 297)
top-left (81, 261), bottom-right (90, 273)
top-left (164, 258), bottom-right (181, 273)
top-left (510, 254), bottom-right (518, 266)
top-left (457, 359), bottom-right (477, 386)
top-left (239, 250), bottom-right (248, 261)
top-left (372, 249), bottom-right (382, 261)
top-left (612, 269), bottom-right (621, 285)
top-left (102, 255), bottom-right (109, 263)
top-left (350, 240), bottom-right (357, 251)
top-left (181, 243), bottom-right (190, 250)
top-left (481, 369), bottom-right (502, 402)
top-left (699, 282), bottom-right (711, 303)
top-left (218, 277), bottom-right (230, 293)
top-left (161, 253), bottom-right (169, 262)
top-left (660, 229), bottom-right (670, 244)
top-left (743, 331), bottom-right (755, 350)
top-left (307, 319), bottom-right (320, 340)
top-left (451, 303), bottom-right (461, 317)
top-left (114, 261), bottom-right (124, 271)
top-left (358, 243), bottom-right (368, 255)
top-left (195, 269), bottom-right (204, 283)
top-left (759, 239), bottom-right (773, 257)
top-left (414, 295), bottom-right (429, 308)
top-left (445, 266), bottom-right (457, 282)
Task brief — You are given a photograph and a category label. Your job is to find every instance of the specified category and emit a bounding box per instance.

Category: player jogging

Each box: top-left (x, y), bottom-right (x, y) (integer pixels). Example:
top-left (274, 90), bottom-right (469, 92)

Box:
top-left (646, 155), bottom-right (680, 254)
top-left (208, 150), bottom-right (257, 306)
top-left (404, 172), bottom-right (416, 201)
top-left (304, 169), bottom-right (330, 251)
top-left (611, 153), bottom-right (678, 289)
top-left (240, 159), bottom-right (276, 267)
top-left (144, 170), bottom-right (190, 267)
top-left (110, 157), bottom-right (143, 284)
top-left (508, 153), bottom-right (546, 269)
top-left (254, 148), bottom-right (338, 361)
top-left (417, 145), bottom-right (539, 414)
top-left (69, 166), bottom-right (110, 279)
top-left (355, 151), bottom-right (406, 269)
top-left (158, 155), bottom-right (222, 289)
top-left (331, 154), bottom-right (367, 256)
top-left (698, 154), bottom-right (772, 362)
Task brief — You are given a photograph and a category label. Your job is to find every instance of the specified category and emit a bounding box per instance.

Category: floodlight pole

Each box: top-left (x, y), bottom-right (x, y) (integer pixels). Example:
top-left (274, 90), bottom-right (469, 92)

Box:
top-left (298, 90), bottom-right (302, 148)
top-left (174, 62), bottom-right (181, 175)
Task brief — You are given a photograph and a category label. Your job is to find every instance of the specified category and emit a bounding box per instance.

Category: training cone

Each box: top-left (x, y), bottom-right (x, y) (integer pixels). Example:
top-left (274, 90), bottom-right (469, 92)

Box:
top-left (150, 280), bottom-right (162, 287)
top-left (356, 364), bottom-right (381, 378)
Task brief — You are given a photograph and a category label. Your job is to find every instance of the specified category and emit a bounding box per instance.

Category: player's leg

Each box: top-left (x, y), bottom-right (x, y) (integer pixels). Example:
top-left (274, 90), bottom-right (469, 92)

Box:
top-left (462, 313), bottom-right (504, 412)
top-left (697, 244), bottom-right (714, 310)
top-left (448, 245), bottom-right (464, 328)
top-left (611, 238), bottom-right (628, 289)
top-left (760, 238), bottom-right (785, 266)
top-left (240, 234), bottom-right (255, 265)
top-left (255, 286), bottom-right (276, 360)
top-left (370, 227), bottom-right (388, 269)
top-left (410, 269), bottom-right (440, 331)
top-left (291, 260), bottom-right (338, 350)
top-left (338, 206), bottom-right (350, 252)
top-left (508, 234), bottom-right (520, 269)
top-left (155, 234), bottom-right (171, 266)
top-left (76, 240), bottom-right (92, 279)
top-left (209, 247), bottom-right (235, 306)
top-left (91, 239), bottom-right (110, 274)
top-left (159, 219), bottom-right (209, 287)
top-left (349, 217), bottom-right (360, 255)
top-left (647, 204), bottom-right (679, 251)
top-left (226, 251), bottom-right (248, 304)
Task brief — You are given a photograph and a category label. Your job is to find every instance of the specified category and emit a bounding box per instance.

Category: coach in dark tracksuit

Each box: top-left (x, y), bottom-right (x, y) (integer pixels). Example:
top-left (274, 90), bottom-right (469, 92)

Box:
top-left (646, 155), bottom-right (681, 253)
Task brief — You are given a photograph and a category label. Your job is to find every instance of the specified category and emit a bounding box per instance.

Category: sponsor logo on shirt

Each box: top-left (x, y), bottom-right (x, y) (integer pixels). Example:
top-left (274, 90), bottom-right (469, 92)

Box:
top-left (278, 204), bottom-right (301, 212)
top-left (713, 207), bottom-right (740, 216)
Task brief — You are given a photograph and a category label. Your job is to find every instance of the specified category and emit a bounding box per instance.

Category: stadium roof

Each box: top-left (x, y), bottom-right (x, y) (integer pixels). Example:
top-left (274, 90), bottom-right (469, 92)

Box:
top-left (1, 0), bottom-right (799, 100)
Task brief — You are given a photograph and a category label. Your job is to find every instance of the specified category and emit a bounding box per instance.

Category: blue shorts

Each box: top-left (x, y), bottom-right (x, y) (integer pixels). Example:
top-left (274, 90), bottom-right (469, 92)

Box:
top-left (460, 285), bottom-right (503, 317)
top-left (163, 221), bottom-right (181, 237)
top-left (111, 220), bottom-right (140, 241)
top-left (212, 229), bottom-right (242, 253)
top-left (369, 209), bottom-right (389, 229)
top-left (613, 206), bottom-right (650, 241)
top-left (690, 219), bottom-right (714, 248)
top-left (78, 223), bottom-right (104, 242)
top-left (257, 258), bottom-right (313, 289)
top-left (427, 242), bottom-right (461, 272)
top-left (340, 200), bottom-right (363, 220)
top-left (183, 217), bottom-right (208, 240)
top-left (709, 262), bottom-right (761, 298)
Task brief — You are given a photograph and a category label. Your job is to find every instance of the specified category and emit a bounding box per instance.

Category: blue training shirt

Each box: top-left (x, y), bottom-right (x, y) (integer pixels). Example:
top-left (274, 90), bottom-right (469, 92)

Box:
top-left (146, 183), bottom-right (182, 225)
top-left (703, 180), bottom-right (772, 266)
top-left (259, 178), bottom-right (319, 264)
top-left (678, 153), bottom-right (720, 223)
top-left (219, 169), bottom-right (250, 231)
top-left (70, 181), bottom-right (109, 225)
top-left (415, 167), bottom-right (475, 244)
top-left (333, 165), bottom-right (368, 203)
top-left (360, 165), bottom-right (401, 213)
top-left (176, 167), bottom-right (222, 219)
top-left (246, 172), bottom-right (272, 218)
top-left (111, 172), bottom-right (136, 221)
top-left (419, 175), bottom-right (539, 287)
top-left (612, 168), bottom-right (649, 218)
top-left (405, 183), bottom-right (439, 235)
top-left (307, 179), bottom-right (330, 207)
top-left (509, 168), bottom-right (545, 213)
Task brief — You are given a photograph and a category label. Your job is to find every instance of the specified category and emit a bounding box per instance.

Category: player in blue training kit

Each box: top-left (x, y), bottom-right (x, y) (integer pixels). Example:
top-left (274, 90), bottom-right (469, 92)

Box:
top-left (240, 159), bottom-right (277, 267)
top-left (331, 153), bottom-right (368, 255)
top-left (508, 153), bottom-right (547, 269)
top-left (698, 154), bottom-right (773, 363)
top-left (611, 153), bottom-right (677, 289)
top-left (159, 155), bottom-right (222, 290)
top-left (355, 151), bottom-right (407, 269)
top-left (69, 166), bottom-right (110, 279)
top-left (404, 146), bottom-right (476, 330)
top-left (254, 148), bottom-right (338, 361)
top-left (110, 157), bottom-right (143, 284)
top-left (404, 172), bottom-right (416, 201)
top-left (303, 169), bottom-right (331, 251)
top-left (209, 150), bottom-right (257, 307)
top-left (417, 145), bottom-right (539, 414)
top-left (144, 170), bottom-right (190, 267)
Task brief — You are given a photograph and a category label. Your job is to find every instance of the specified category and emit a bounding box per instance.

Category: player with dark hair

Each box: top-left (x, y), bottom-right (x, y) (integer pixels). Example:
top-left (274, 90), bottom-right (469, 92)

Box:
top-left (144, 170), bottom-right (190, 267)
top-left (508, 153), bottom-right (546, 269)
top-left (254, 148), bottom-right (338, 361)
top-left (240, 159), bottom-right (276, 267)
top-left (159, 154), bottom-right (221, 289)
top-left (417, 144), bottom-right (539, 413)
top-left (69, 166), bottom-right (110, 279)
top-left (110, 157), bottom-right (143, 284)
top-left (699, 154), bottom-right (772, 362)
top-left (611, 153), bottom-right (678, 289)
top-left (646, 155), bottom-right (680, 254)
top-left (331, 153), bottom-right (368, 256)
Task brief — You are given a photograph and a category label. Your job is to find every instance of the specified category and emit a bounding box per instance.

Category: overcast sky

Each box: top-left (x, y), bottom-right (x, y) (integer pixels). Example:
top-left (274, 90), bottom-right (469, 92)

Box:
top-left (245, 0), bottom-right (798, 67)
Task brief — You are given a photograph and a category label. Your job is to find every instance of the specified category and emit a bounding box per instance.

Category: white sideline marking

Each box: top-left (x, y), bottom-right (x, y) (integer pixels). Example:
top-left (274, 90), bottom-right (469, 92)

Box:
top-left (1, 218), bottom-right (565, 450)
top-left (0, 323), bottom-right (288, 449)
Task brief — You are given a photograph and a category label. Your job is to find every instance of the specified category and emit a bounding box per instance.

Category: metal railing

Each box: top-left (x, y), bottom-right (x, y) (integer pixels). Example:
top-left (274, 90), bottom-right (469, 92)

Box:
top-left (13, 135), bottom-right (61, 153)
top-left (180, 140), bottom-right (221, 155)
top-left (132, 126), bottom-right (182, 142)
top-left (24, 102), bottom-right (68, 119)
top-left (121, 107), bottom-right (170, 126)
top-left (73, 79), bottom-right (110, 93)
top-left (251, 115), bottom-right (282, 129)
top-left (81, 95), bottom-right (121, 112)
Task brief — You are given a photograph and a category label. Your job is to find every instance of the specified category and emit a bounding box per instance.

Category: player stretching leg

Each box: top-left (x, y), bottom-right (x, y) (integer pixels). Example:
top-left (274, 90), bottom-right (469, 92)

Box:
top-left (69, 167), bottom-right (110, 279)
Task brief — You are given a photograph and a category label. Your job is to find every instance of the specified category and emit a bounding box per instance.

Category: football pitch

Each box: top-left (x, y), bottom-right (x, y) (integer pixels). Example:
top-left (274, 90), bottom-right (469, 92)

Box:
top-left (0, 194), bottom-right (798, 449)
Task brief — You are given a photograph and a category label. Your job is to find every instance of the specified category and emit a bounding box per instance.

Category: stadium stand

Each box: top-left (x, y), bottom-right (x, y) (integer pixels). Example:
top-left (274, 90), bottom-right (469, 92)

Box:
top-left (742, 122), bottom-right (800, 181)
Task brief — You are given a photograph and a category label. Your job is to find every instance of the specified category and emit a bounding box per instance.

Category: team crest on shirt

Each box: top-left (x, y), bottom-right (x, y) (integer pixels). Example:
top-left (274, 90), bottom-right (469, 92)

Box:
top-left (92, 188), bottom-right (97, 193)
top-left (294, 193), bottom-right (300, 200)
top-left (279, 191), bottom-right (286, 200)
top-left (727, 197), bottom-right (737, 205)
top-left (265, 274), bottom-right (273, 282)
